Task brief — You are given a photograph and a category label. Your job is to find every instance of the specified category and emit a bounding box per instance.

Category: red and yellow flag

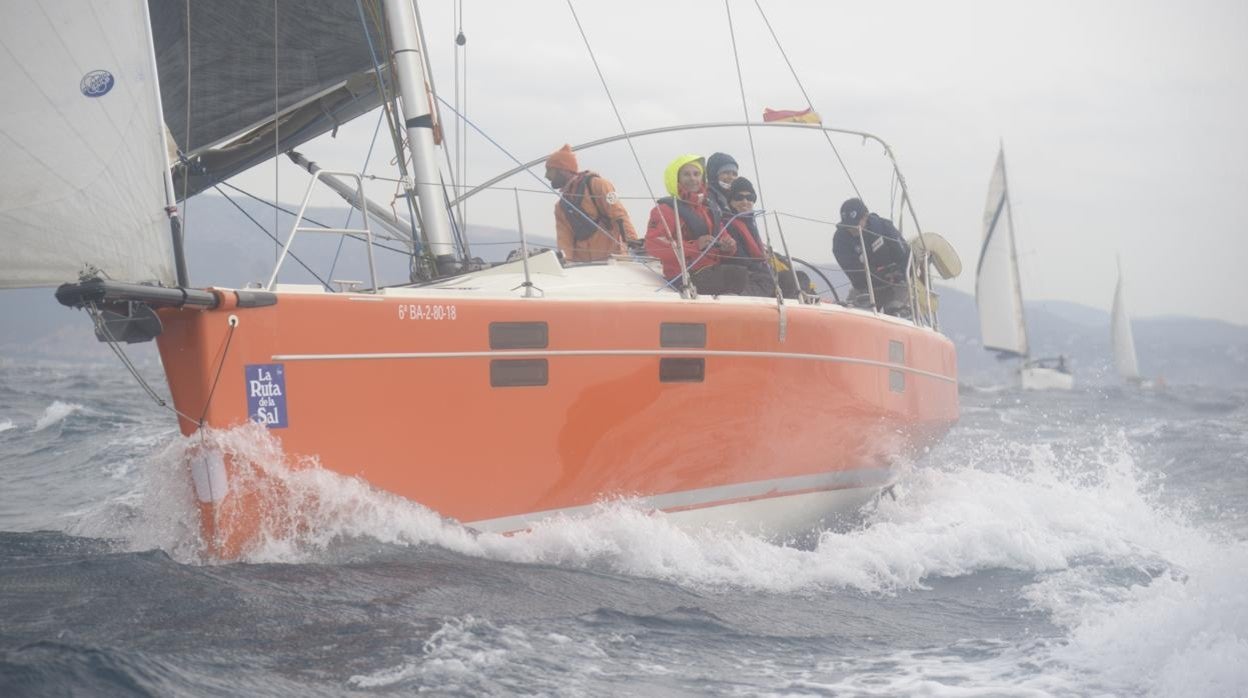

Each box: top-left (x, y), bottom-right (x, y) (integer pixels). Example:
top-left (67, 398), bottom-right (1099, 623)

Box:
top-left (762, 107), bottom-right (821, 124)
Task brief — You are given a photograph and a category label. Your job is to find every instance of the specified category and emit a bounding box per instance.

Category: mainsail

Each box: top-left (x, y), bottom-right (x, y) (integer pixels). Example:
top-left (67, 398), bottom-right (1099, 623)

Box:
top-left (0, 0), bottom-right (175, 288)
top-left (975, 147), bottom-right (1029, 357)
top-left (1111, 260), bottom-right (1141, 380)
top-left (149, 0), bottom-right (389, 200)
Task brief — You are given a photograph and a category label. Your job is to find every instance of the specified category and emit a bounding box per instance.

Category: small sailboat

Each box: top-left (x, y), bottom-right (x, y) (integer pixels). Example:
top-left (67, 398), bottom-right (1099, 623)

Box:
top-left (975, 146), bottom-right (1073, 391)
top-left (1, 0), bottom-right (961, 558)
top-left (1111, 258), bottom-right (1148, 386)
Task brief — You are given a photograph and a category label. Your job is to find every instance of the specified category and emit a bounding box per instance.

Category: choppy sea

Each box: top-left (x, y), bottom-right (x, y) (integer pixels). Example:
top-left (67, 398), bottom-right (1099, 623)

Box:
top-left (1, 357), bottom-right (1245, 697)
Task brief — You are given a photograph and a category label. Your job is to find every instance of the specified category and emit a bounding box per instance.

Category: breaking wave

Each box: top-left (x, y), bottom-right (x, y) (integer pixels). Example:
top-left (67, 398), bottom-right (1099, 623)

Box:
top-left (30, 401), bottom-right (86, 433)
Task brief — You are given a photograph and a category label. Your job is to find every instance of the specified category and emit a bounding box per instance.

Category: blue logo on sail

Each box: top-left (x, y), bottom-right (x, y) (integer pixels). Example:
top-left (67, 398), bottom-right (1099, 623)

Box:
top-left (80, 70), bottom-right (114, 97)
top-left (245, 363), bottom-right (288, 428)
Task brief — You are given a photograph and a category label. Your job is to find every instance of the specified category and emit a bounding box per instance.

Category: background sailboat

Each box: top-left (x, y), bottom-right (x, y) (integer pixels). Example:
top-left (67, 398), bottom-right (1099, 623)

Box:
top-left (975, 145), bottom-right (1073, 391)
top-left (1111, 257), bottom-right (1148, 386)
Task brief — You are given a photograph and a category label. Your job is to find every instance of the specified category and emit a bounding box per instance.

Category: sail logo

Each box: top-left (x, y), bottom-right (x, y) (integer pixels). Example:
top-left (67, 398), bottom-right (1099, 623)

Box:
top-left (80, 70), bottom-right (114, 97)
top-left (245, 363), bottom-right (288, 428)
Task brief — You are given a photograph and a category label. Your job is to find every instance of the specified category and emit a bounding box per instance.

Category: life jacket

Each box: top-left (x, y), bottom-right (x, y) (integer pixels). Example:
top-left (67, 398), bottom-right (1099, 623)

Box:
top-left (654, 196), bottom-right (718, 240)
top-left (559, 173), bottom-right (606, 242)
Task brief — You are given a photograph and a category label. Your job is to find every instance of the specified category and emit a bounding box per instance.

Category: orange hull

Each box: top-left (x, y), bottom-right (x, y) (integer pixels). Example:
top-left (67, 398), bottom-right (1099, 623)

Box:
top-left (157, 287), bottom-right (958, 557)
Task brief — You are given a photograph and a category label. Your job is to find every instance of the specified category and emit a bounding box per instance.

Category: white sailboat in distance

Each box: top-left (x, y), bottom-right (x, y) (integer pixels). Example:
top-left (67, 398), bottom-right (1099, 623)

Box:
top-left (975, 145), bottom-right (1073, 391)
top-left (1111, 257), bottom-right (1148, 386)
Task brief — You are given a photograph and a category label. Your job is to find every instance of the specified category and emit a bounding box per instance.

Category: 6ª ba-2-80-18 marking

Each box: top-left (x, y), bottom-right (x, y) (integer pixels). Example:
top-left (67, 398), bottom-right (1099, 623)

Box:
top-left (398, 303), bottom-right (458, 321)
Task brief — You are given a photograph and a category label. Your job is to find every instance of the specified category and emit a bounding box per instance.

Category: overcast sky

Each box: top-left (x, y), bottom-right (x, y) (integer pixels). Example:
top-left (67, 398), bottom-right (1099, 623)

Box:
top-left (230, 0), bottom-right (1248, 325)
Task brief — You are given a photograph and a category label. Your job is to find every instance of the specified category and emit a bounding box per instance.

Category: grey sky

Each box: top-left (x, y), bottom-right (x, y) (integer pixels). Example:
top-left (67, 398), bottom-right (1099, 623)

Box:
top-left (230, 0), bottom-right (1248, 324)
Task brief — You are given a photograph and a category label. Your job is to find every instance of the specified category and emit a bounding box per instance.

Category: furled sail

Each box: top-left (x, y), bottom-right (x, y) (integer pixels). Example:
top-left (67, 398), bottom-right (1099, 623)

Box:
top-left (0, 0), bottom-right (175, 289)
top-left (149, 0), bottom-right (389, 199)
top-left (1111, 261), bottom-right (1140, 380)
top-left (975, 147), bottom-right (1029, 358)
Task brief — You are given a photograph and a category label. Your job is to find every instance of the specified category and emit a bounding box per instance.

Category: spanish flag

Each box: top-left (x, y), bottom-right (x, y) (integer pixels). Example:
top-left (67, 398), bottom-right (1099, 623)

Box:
top-left (762, 107), bottom-right (821, 124)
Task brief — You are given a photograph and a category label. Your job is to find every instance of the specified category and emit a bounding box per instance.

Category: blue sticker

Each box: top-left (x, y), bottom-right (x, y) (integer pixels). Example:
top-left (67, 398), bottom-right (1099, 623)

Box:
top-left (245, 363), bottom-right (288, 428)
top-left (80, 70), bottom-right (114, 97)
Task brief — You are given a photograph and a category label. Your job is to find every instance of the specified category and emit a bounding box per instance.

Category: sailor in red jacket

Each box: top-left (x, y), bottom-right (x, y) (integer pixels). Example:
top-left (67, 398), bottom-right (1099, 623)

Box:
top-left (643, 154), bottom-right (746, 295)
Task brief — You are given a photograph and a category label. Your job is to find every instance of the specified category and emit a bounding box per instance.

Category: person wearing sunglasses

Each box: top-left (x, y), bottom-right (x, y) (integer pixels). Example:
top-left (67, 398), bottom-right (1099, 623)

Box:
top-left (644, 154), bottom-right (748, 295)
top-left (722, 178), bottom-right (806, 298)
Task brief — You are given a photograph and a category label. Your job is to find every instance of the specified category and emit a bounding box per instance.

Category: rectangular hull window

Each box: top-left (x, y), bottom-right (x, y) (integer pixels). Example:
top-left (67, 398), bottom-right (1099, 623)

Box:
top-left (660, 323), bottom-right (707, 348)
top-left (660, 357), bottom-right (705, 383)
top-left (490, 322), bottom-right (548, 349)
top-left (890, 369), bottom-right (905, 393)
top-left (491, 359), bottom-right (549, 387)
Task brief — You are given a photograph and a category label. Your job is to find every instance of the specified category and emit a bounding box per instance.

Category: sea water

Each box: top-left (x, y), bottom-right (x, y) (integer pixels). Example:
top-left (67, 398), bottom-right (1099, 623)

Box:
top-left (1, 358), bottom-right (1245, 696)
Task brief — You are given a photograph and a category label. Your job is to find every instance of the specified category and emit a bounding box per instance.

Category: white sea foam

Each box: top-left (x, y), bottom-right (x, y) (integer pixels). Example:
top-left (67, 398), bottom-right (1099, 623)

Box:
top-left (0, 418), bottom-right (14, 434)
top-left (31, 401), bottom-right (84, 432)
top-left (96, 419), bottom-right (1244, 695)
top-left (347, 615), bottom-right (607, 692)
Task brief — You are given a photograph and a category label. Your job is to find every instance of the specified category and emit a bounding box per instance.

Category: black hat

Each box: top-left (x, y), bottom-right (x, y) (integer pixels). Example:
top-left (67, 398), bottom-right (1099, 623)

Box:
top-left (840, 198), bottom-right (866, 224)
top-left (729, 176), bottom-right (756, 198)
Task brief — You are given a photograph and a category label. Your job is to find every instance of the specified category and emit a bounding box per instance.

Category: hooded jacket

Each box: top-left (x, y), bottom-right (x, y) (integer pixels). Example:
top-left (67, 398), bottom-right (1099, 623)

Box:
top-left (644, 154), bottom-right (736, 278)
top-left (704, 151), bottom-right (739, 220)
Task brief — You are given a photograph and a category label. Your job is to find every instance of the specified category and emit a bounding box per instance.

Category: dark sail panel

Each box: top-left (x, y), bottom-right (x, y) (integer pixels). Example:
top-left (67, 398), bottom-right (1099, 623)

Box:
top-left (149, 0), bottom-right (389, 198)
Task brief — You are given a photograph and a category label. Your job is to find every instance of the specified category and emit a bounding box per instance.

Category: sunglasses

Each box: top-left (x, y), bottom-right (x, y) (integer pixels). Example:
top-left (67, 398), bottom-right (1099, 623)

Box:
top-left (732, 194), bottom-right (756, 203)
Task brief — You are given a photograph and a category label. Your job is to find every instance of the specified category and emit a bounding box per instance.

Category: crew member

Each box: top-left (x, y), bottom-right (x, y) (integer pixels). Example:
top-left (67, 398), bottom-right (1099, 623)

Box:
top-left (545, 144), bottom-right (637, 263)
top-left (644, 155), bottom-right (746, 295)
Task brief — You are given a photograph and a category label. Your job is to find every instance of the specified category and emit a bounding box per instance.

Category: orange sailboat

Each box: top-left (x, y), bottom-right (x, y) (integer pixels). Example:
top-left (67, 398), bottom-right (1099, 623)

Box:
top-left (2, 0), bottom-right (959, 559)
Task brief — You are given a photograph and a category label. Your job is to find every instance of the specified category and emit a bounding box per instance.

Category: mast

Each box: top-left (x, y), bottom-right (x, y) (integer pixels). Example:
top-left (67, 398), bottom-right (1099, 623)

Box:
top-left (999, 145), bottom-right (1030, 359)
top-left (381, 0), bottom-right (459, 274)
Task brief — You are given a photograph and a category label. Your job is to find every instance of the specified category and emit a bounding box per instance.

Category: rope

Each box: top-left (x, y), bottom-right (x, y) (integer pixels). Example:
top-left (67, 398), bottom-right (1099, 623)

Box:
top-left (752, 0), bottom-right (861, 201)
top-left (86, 302), bottom-right (199, 425)
top-left (197, 321), bottom-right (237, 428)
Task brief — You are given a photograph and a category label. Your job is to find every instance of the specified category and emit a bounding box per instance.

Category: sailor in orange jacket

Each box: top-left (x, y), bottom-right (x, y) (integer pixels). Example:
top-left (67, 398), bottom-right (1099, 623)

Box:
top-left (545, 144), bottom-right (637, 263)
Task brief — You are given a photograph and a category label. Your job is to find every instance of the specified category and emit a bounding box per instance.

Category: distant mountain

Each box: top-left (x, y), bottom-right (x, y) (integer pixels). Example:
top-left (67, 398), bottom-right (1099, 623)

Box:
top-left (2, 195), bottom-right (1245, 385)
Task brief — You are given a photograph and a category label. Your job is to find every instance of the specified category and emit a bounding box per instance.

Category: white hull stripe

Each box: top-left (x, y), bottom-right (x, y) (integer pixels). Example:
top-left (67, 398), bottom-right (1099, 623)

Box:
top-left (271, 348), bottom-right (956, 383)
top-left (464, 467), bottom-right (895, 533)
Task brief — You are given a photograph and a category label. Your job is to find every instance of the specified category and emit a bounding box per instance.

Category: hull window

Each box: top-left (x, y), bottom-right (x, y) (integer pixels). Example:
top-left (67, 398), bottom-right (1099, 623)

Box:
top-left (491, 359), bottom-right (549, 387)
top-left (660, 357), bottom-right (705, 383)
top-left (889, 340), bottom-right (905, 364)
top-left (890, 369), bottom-right (905, 393)
top-left (660, 322), bottom-right (707, 348)
top-left (490, 322), bottom-right (549, 349)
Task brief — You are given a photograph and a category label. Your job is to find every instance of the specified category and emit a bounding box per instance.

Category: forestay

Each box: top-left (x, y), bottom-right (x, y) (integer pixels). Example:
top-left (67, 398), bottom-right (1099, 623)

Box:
top-left (975, 147), bottom-right (1029, 358)
top-left (0, 0), bottom-right (175, 289)
top-left (1111, 262), bottom-right (1140, 380)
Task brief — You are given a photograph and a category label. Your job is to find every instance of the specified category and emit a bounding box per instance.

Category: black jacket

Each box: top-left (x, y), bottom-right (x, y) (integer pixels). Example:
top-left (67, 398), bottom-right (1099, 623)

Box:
top-left (832, 213), bottom-right (910, 291)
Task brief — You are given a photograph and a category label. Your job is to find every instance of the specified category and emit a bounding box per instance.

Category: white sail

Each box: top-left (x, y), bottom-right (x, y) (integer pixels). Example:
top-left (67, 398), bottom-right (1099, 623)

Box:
top-left (0, 0), bottom-right (174, 289)
top-left (1111, 261), bottom-right (1141, 380)
top-left (975, 147), bottom-right (1029, 357)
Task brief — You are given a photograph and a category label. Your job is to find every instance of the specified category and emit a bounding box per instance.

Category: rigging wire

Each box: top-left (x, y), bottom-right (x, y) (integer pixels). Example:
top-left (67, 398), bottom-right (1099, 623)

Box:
top-left (752, 0), bottom-right (861, 200)
top-left (564, 0), bottom-right (657, 204)
top-left (412, 0), bottom-right (472, 261)
top-left (328, 109), bottom-right (387, 282)
top-left (273, 0), bottom-right (280, 262)
top-left (87, 302), bottom-right (199, 425)
top-left (357, 0), bottom-right (426, 273)
top-left (724, 0), bottom-right (791, 301)
top-left (216, 182), bottom-right (414, 256)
